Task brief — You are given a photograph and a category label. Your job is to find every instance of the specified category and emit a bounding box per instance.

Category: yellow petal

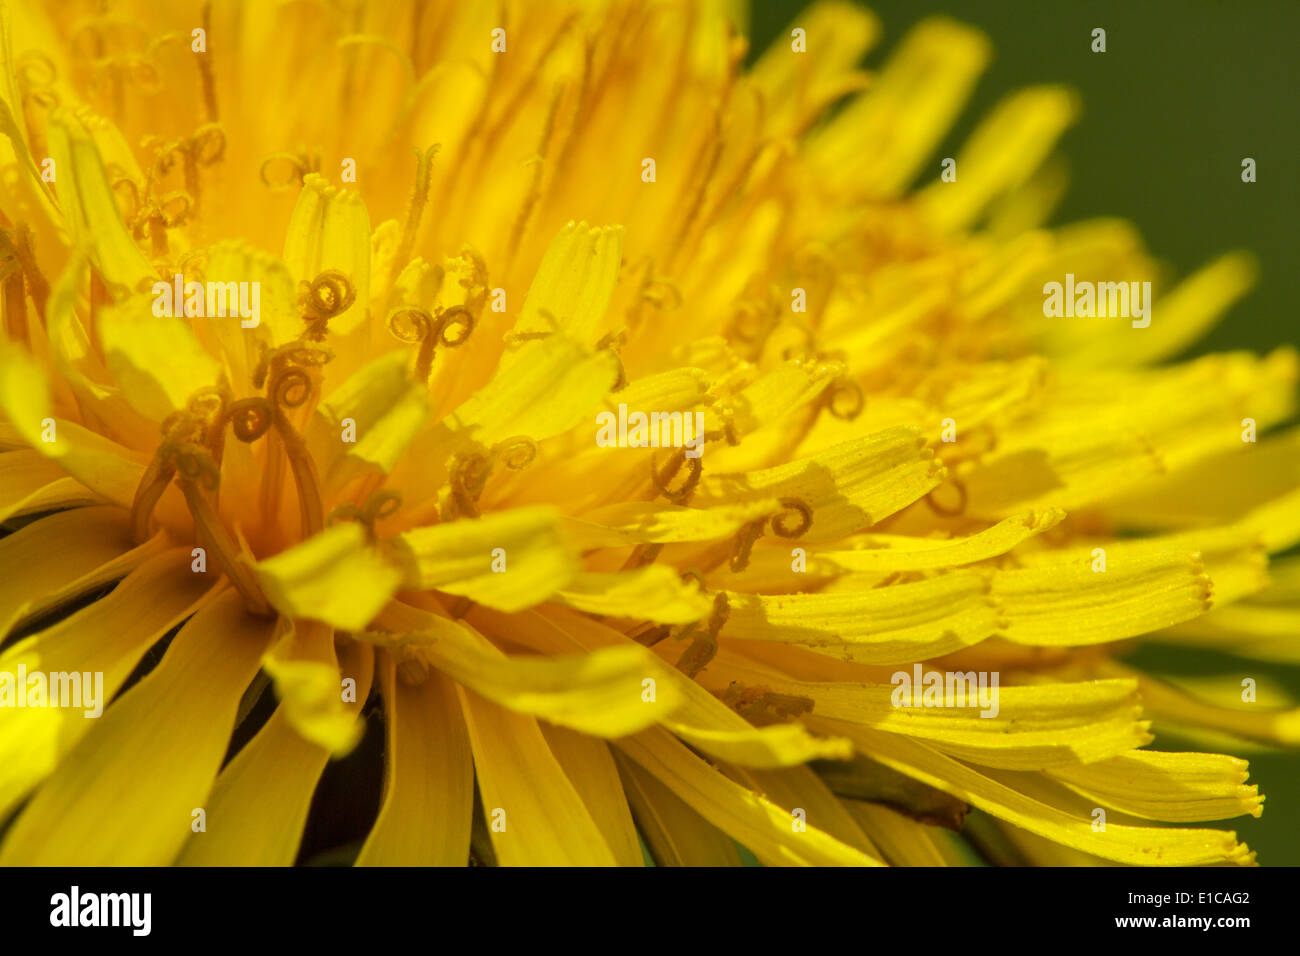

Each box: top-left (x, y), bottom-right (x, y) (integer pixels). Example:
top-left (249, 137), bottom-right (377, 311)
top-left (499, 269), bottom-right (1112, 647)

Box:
top-left (355, 656), bottom-right (473, 866)
top-left (1049, 751), bottom-right (1262, 822)
top-left (1073, 253), bottom-right (1258, 368)
top-left (374, 599), bottom-right (679, 737)
top-left (0, 448), bottom-right (101, 521)
top-left (718, 572), bottom-right (1000, 663)
top-left (389, 505), bottom-right (578, 611)
top-left (749, 0), bottom-right (878, 136)
top-left (827, 724), bottom-right (1254, 866)
top-left (814, 508), bottom-right (1064, 572)
top-left (692, 427), bottom-right (945, 540)
top-left (1101, 424), bottom-right (1300, 532)
top-left (458, 686), bottom-right (617, 865)
top-left (669, 717), bottom-right (855, 769)
top-left (479, 604), bottom-right (852, 768)
top-left (0, 590), bottom-right (279, 865)
top-left (256, 522), bottom-right (402, 631)
top-left (202, 242), bottom-right (302, 387)
top-left (555, 566), bottom-right (712, 623)
top-left (307, 350), bottom-right (429, 493)
top-left (0, 345), bottom-right (172, 515)
top-left (27, 257), bottom-right (157, 451)
top-left (810, 17), bottom-right (989, 197)
top-left (262, 621), bottom-right (366, 755)
top-left (704, 359), bottom-right (845, 455)
top-left (1239, 486), bottom-right (1300, 554)
top-left (994, 551), bottom-right (1213, 645)
top-left (747, 765), bottom-right (885, 861)
top-left (176, 636), bottom-right (373, 865)
top-left (565, 498), bottom-right (775, 547)
top-left (542, 724), bottom-right (644, 866)
top-left (920, 85), bottom-right (1079, 229)
top-left (0, 342), bottom-right (57, 450)
top-left (842, 800), bottom-right (950, 866)
top-left (0, 14), bottom-right (61, 219)
top-left (512, 221), bottom-right (622, 344)
top-left (98, 297), bottom-right (221, 420)
top-left (1161, 603), bottom-right (1300, 663)
top-left (0, 549), bottom-right (218, 819)
top-left (46, 109), bottom-right (155, 291)
top-left (0, 505), bottom-right (166, 637)
top-left (282, 174), bottom-right (370, 336)
top-left (1109, 662), bottom-right (1300, 749)
top-left (616, 751), bottom-right (744, 866)
top-left (614, 366), bottom-right (710, 414)
top-left (443, 333), bottom-right (619, 449)
top-left (1017, 524), bottom-right (1267, 606)
top-left (708, 653), bottom-right (1149, 770)
top-left (617, 727), bottom-right (877, 866)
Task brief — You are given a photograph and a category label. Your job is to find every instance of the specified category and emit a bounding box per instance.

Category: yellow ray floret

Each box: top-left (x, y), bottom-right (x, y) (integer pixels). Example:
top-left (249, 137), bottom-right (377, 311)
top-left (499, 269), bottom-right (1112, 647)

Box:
top-left (0, 591), bottom-right (279, 866)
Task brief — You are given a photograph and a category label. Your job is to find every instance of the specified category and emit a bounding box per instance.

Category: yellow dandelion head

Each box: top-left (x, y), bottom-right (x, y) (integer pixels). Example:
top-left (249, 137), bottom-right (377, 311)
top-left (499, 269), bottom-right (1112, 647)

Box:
top-left (0, 0), bottom-right (1294, 869)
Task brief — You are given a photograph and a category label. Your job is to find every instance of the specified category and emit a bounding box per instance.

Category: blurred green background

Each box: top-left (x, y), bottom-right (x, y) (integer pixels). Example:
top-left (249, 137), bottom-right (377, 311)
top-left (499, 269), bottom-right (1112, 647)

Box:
top-left (748, 0), bottom-right (1300, 865)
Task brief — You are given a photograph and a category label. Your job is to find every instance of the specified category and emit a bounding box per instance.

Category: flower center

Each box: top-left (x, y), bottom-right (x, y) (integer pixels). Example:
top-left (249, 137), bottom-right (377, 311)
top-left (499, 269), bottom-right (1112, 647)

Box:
top-left (127, 273), bottom-right (366, 614)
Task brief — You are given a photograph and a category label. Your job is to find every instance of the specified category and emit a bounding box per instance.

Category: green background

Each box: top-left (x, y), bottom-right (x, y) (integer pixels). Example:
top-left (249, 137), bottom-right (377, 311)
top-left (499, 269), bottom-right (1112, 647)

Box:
top-left (748, 0), bottom-right (1300, 865)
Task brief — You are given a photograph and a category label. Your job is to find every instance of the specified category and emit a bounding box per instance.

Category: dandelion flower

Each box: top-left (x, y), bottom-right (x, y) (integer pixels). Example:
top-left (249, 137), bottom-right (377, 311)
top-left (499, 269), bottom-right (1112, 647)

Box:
top-left (0, 0), bottom-right (1296, 867)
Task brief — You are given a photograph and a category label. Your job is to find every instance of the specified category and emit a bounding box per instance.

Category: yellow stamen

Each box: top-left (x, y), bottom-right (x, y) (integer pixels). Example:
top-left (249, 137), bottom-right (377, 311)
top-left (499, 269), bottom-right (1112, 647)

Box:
top-left (729, 519), bottom-right (766, 573)
top-left (299, 270), bottom-right (357, 340)
top-left (505, 87), bottom-right (562, 272)
top-left (387, 304), bottom-right (475, 381)
top-left (15, 224), bottom-right (51, 323)
top-left (925, 477), bottom-right (969, 517)
top-left (621, 543), bottom-right (665, 571)
top-left (726, 294), bottom-right (779, 357)
top-left (15, 51), bottom-right (58, 104)
top-left (251, 344), bottom-right (330, 535)
top-left (825, 376), bottom-right (865, 419)
top-left (448, 452), bottom-right (492, 519)
top-left (145, 124), bottom-right (226, 218)
top-left (596, 330), bottom-right (629, 391)
top-left (447, 596), bottom-right (475, 620)
top-left (720, 683), bottom-right (815, 725)
top-left (129, 412), bottom-right (205, 543)
top-left (395, 145), bottom-right (440, 274)
top-left (15, 52), bottom-right (58, 160)
top-left (187, 385), bottom-right (229, 443)
top-left (396, 650), bottom-right (431, 686)
top-left (226, 396), bottom-right (274, 443)
top-left (175, 466), bottom-right (272, 617)
top-left (259, 151), bottom-right (322, 190)
top-left (676, 592), bottom-right (729, 678)
top-left (729, 497), bottom-right (813, 571)
top-left (445, 436), bottom-right (534, 519)
top-left (770, 497), bottom-right (814, 538)
top-left (196, 2), bottom-right (219, 120)
top-left (129, 411), bottom-right (272, 615)
top-left (666, 109), bottom-right (723, 275)
top-left (455, 247), bottom-right (490, 318)
top-left (937, 422), bottom-right (999, 467)
top-left (327, 489), bottom-right (403, 543)
top-left (495, 435), bottom-right (537, 471)
top-left (625, 257), bottom-right (684, 332)
top-left (0, 236), bottom-right (25, 346)
top-left (651, 447), bottom-right (703, 503)
top-left (267, 367), bottom-right (326, 538)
